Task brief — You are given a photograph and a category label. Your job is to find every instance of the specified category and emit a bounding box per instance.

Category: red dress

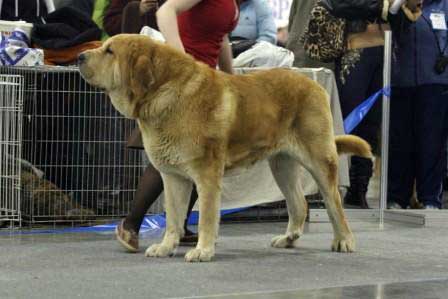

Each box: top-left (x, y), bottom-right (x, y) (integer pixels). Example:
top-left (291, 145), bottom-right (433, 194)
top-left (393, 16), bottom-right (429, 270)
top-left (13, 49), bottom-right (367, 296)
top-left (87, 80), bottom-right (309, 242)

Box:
top-left (127, 0), bottom-right (238, 149)
top-left (178, 0), bottom-right (239, 68)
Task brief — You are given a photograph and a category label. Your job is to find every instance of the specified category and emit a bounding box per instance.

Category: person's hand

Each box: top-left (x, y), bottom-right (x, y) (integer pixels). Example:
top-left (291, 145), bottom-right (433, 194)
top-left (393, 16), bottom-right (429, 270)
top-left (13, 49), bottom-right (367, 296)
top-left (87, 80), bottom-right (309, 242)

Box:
top-left (389, 0), bottom-right (422, 19)
top-left (140, 0), bottom-right (158, 15)
top-left (405, 0), bottom-right (422, 12)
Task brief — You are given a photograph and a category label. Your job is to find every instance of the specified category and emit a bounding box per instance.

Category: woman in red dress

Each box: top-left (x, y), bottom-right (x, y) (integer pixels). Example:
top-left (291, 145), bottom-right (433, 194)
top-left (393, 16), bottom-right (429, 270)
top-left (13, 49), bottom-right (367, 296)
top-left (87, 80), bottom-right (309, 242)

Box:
top-left (115, 0), bottom-right (239, 253)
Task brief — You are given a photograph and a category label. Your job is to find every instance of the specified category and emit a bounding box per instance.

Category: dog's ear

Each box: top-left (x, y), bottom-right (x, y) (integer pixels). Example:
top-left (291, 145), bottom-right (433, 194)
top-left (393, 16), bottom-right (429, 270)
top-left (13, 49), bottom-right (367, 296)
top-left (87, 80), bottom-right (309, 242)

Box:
top-left (129, 55), bottom-right (154, 100)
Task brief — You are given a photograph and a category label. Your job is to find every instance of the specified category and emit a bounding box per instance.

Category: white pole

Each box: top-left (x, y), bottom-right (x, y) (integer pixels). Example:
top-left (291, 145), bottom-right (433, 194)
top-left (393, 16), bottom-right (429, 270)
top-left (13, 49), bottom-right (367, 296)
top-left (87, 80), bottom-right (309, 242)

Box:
top-left (44, 0), bottom-right (55, 13)
top-left (379, 30), bottom-right (392, 229)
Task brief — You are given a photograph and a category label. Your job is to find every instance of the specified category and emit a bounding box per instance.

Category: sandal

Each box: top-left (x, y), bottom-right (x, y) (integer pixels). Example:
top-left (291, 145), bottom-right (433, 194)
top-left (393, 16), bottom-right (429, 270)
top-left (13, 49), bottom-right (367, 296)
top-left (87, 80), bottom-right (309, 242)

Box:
top-left (115, 219), bottom-right (139, 253)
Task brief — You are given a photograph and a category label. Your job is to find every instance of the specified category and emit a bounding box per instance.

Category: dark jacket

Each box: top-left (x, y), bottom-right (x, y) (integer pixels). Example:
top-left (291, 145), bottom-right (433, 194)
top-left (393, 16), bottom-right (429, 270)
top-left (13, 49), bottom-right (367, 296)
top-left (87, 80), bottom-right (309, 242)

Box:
top-left (32, 6), bottom-right (102, 49)
top-left (322, 0), bottom-right (417, 31)
top-left (392, 0), bottom-right (448, 86)
top-left (0, 0), bottom-right (48, 23)
top-left (54, 0), bottom-right (94, 16)
top-left (103, 0), bottom-right (165, 36)
top-left (322, 0), bottom-right (383, 21)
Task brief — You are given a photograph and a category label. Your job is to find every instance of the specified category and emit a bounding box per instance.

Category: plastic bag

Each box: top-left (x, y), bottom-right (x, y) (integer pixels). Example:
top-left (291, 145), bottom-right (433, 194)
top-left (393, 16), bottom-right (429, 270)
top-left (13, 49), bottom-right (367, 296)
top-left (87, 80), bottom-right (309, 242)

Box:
top-left (0, 28), bottom-right (44, 66)
top-left (140, 26), bottom-right (165, 43)
top-left (233, 41), bottom-right (294, 68)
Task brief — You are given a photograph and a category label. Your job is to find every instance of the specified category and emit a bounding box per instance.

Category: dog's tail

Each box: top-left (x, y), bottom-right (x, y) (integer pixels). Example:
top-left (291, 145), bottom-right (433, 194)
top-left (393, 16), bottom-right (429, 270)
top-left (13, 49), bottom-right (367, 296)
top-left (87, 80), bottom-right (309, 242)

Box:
top-left (335, 135), bottom-right (372, 158)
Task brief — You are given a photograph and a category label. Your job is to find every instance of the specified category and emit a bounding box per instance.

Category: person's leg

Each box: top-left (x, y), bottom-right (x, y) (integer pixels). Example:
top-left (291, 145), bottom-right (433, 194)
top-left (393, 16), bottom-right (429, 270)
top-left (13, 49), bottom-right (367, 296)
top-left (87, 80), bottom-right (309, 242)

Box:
top-left (336, 47), bottom-right (381, 208)
top-left (351, 47), bottom-right (383, 208)
top-left (415, 85), bottom-right (448, 208)
top-left (361, 47), bottom-right (383, 156)
top-left (181, 187), bottom-right (199, 244)
top-left (387, 87), bottom-right (416, 208)
top-left (346, 156), bottom-right (373, 208)
top-left (117, 162), bottom-right (198, 251)
top-left (444, 142), bottom-right (448, 190)
top-left (116, 163), bottom-right (163, 252)
top-left (123, 163), bottom-right (163, 233)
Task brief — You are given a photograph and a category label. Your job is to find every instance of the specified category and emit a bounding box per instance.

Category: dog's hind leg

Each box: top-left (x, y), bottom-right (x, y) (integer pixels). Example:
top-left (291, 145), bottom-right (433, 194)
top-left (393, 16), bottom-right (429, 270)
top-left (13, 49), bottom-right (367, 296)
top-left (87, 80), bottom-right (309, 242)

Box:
top-left (300, 146), bottom-right (355, 253)
top-left (269, 153), bottom-right (307, 248)
top-left (145, 173), bottom-right (192, 258)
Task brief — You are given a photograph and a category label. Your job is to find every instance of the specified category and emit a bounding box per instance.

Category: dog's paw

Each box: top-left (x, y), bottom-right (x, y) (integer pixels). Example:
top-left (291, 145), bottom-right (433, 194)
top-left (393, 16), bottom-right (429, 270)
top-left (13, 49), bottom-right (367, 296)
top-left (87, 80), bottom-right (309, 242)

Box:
top-left (184, 247), bottom-right (214, 262)
top-left (271, 233), bottom-right (300, 248)
top-left (331, 235), bottom-right (356, 253)
top-left (145, 243), bottom-right (175, 258)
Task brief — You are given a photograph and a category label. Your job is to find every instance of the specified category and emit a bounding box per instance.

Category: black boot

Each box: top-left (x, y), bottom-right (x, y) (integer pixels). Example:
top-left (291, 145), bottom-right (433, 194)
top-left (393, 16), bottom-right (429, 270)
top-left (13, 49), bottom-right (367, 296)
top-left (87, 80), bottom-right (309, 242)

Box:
top-left (344, 156), bottom-right (373, 209)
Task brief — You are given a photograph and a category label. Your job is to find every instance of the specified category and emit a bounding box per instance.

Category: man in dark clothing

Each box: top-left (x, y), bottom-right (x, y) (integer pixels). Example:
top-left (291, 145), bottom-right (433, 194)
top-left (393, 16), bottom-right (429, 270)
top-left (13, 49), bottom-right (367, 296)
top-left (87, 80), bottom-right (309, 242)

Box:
top-left (388, 0), bottom-right (448, 209)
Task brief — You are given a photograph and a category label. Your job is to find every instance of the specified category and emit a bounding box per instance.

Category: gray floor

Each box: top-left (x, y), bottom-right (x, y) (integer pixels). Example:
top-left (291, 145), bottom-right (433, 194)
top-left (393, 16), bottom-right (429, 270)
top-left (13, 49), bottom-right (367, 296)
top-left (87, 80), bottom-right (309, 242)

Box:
top-left (189, 279), bottom-right (448, 299)
top-left (1, 221), bottom-right (448, 299)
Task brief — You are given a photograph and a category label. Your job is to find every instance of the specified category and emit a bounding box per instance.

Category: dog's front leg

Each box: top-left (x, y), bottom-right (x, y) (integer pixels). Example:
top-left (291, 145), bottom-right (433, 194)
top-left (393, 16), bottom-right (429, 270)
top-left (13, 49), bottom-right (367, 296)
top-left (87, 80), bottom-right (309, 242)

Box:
top-left (185, 164), bottom-right (224, 262)
top-left (145, 173), bottom-right (192, 258)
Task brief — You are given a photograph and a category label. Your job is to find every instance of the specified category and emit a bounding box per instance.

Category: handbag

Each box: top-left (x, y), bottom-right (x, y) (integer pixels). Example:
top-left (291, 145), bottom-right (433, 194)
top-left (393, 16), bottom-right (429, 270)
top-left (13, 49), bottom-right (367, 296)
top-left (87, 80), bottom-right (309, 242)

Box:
top-left (230, 38), bottom-right (257, 58)
top-left (301, 0), bottom-right (346, 62)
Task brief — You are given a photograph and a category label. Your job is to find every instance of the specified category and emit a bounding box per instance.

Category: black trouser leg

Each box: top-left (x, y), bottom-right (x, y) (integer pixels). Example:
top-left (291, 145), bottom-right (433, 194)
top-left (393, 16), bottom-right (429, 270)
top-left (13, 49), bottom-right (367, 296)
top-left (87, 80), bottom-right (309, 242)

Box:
top-left (184, 187), bottom-right (198, 234)
top-left (336, 47), bottom-right (382, 208)
top-left (388, 87), bottom-right (416, 208)
top-left (123, 163), bottom-right (163, 233)
top-left (415, 85), bottom-right (448, 208)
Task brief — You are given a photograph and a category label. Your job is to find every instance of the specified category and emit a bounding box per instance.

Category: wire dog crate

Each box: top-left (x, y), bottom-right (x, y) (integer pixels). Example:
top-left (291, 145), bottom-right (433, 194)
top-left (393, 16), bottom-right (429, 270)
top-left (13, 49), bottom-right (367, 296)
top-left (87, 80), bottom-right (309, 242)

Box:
top-left (0, 66), bottom-right (164, 224)
top-left (0, 74), bottom-right (23, 227)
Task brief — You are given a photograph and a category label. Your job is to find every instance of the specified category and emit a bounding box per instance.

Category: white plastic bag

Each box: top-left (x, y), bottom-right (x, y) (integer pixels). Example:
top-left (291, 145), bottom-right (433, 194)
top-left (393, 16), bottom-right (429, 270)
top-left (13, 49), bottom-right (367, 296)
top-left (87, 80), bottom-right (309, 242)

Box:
top-left (140, 26), bottom-right (165, 43)
top-left (233, 41), bottom-right (294, 68)
top-left (0, 28), bottom-right (44, 66)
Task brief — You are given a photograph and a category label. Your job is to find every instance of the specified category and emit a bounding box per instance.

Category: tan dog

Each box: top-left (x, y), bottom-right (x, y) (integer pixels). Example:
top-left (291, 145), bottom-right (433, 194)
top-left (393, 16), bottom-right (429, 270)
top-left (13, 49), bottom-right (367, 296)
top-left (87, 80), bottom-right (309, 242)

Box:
top-left (79, 34), bottom-right (372, 262)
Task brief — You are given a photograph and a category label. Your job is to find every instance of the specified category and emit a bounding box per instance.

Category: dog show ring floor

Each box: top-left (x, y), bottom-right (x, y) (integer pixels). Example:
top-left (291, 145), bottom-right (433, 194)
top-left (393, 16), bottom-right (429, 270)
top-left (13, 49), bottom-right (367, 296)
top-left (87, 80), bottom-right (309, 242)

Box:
top-left (1, 221), bottom-right (448, 299)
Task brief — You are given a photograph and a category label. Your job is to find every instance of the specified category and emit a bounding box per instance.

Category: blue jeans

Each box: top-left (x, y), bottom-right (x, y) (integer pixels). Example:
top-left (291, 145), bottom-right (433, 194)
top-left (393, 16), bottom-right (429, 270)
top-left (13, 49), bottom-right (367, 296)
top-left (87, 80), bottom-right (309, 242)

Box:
top-left (388, 84), bottom-right (448, 208)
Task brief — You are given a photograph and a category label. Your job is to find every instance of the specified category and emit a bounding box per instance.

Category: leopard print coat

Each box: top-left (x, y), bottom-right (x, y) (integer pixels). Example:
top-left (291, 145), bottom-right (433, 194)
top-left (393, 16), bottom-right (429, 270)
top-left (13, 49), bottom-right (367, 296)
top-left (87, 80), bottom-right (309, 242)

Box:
top-left (301, 1), bottom-right (346, 63)
top-left (301, 0), bottom-right (364, 83)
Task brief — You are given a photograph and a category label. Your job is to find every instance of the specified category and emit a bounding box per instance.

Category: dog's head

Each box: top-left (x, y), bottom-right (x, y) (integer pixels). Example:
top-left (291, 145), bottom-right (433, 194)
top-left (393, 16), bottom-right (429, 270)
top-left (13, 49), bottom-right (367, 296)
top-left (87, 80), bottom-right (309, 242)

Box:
top-left (78, 34), bottom-right (159, 117)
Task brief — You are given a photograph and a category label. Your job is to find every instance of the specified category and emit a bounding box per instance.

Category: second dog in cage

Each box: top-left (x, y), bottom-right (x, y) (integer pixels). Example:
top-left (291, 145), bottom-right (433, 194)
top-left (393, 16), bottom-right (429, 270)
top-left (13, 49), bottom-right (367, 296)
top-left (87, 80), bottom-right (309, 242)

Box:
top-left (78, 34), bottom-right (372, 262)
top-left (21, 170), bottom-right (96, 222)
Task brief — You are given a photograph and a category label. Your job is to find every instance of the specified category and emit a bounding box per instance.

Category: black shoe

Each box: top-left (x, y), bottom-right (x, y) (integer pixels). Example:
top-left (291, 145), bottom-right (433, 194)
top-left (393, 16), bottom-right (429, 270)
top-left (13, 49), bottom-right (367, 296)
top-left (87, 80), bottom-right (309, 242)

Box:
top-left (180, 228), bottom-right (198, 246)
top-left (344, 156), bottom-right (372, 209)
top-left (344, 189), bottom-right (370, 209)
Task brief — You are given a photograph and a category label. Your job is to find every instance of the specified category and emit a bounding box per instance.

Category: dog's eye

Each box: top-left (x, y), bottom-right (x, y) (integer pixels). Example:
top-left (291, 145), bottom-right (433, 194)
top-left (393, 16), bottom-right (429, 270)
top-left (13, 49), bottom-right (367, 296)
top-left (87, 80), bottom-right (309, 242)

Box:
top-left (105, 47), bottom-right (113, 55)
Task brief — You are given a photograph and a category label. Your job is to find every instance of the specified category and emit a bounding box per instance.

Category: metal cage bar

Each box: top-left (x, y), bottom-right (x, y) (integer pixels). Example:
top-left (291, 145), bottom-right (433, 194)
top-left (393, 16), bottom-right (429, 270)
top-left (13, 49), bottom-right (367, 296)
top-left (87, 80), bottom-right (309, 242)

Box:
top-left (379, 30), bottom-right (392, 229)
top-left (0, 74), bottom-right (23, 228)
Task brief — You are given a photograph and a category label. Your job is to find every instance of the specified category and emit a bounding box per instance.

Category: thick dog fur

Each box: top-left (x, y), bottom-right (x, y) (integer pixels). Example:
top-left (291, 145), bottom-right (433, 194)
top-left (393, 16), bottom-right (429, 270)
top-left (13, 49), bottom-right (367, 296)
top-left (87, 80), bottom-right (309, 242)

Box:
top-left (79, 34), bottom-right (372, 262)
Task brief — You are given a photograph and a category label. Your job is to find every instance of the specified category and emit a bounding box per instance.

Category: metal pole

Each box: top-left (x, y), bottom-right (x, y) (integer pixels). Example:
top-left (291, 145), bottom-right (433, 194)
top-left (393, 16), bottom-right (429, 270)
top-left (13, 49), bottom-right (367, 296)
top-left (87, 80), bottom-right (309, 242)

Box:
top-left (379, 30), bottom-right (392, 229)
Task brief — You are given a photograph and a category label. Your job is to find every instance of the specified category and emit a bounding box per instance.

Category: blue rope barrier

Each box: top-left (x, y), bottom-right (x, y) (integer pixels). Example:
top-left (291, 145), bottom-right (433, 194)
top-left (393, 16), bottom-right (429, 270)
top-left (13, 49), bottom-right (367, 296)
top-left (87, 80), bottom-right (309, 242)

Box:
top-left (0, 208), bottom-right (246, 235)
top-left (343, 87), bottom-right (391, 134)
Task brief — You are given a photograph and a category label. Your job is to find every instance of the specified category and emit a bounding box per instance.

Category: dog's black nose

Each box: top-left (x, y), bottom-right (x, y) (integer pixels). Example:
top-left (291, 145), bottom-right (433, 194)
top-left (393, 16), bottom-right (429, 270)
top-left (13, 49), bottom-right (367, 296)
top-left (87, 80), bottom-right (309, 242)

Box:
top-left (78, 53), bottom-right (86, 64)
